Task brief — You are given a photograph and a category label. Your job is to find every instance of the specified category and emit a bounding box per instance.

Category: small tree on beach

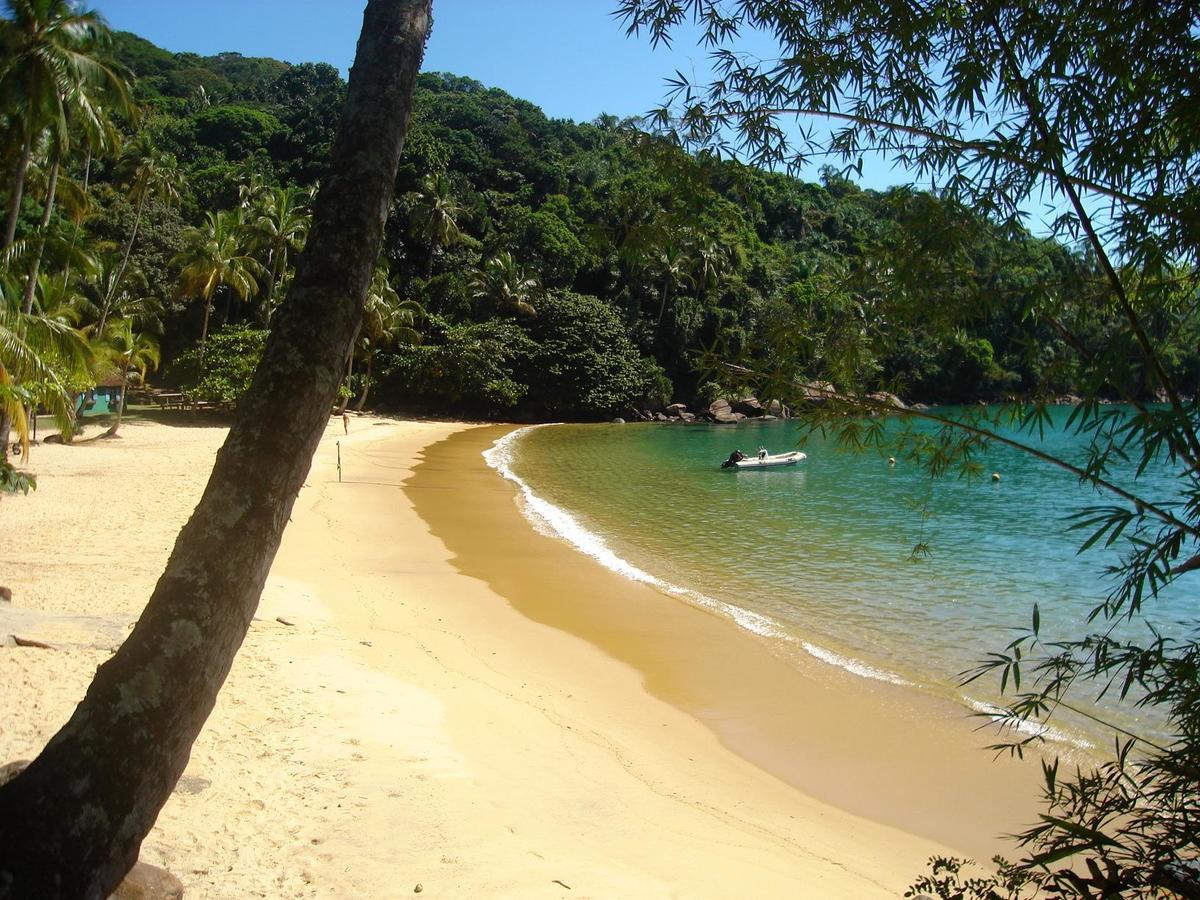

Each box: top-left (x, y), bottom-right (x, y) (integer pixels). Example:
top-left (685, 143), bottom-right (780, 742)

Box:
top-left (0, 1), bottom-right (434, 894)
top-left (617, 0), bottom-right (1200, 894)
top-left (101, 317), bottom-right (159, 437)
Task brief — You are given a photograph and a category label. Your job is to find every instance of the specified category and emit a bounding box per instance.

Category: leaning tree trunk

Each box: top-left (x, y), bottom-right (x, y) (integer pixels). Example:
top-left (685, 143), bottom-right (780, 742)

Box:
top-left (105, 361), bottom-right (132, 438)
top-left (2, 131), bottom-right (33, 251)
top-left (21, 152), bottom-right (61, 315)
top-left (0, 3), bottom-right (433, 896)
top-left (98, 191), bottom-right (148, 336)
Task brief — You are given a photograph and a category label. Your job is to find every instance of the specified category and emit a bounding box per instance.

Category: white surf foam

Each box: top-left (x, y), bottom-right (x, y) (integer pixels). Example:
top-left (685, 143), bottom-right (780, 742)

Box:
top-left (966, 697), bottom-right (1094, 749)
top-left (483, 426), bottom-right (912, 686)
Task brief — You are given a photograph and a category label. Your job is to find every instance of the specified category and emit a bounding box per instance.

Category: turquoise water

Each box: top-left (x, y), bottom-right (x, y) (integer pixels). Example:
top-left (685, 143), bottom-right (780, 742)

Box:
top-left (488, 408), bottom-right (1196, 746)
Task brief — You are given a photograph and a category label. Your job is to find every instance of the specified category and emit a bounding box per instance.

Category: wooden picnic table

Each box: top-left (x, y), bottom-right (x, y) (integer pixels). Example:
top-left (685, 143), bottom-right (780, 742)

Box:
top-left (153, 392), bottom-right (187, 410)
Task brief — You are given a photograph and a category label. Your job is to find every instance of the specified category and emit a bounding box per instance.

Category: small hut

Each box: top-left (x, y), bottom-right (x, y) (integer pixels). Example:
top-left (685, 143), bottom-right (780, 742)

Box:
top-left (78, 372), bottom-right (126, 416)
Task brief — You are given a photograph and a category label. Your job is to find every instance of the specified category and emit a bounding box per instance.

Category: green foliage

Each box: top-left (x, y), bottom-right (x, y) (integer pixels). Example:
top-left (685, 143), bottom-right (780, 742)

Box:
top-left (0, 459), bottom-right (35, 495)
top-left (524, 290), bottom-right (660, 418)
top-left (379, 317), bottom-right (535, 417)
top-left (905, 856), bottom-right (1028, 900)
top-left (168, 324), bottom-right (265, 405)
top-left (190, 106), bottom-right (285, 160)
top-left (378, 293), bottom-right (664, 420)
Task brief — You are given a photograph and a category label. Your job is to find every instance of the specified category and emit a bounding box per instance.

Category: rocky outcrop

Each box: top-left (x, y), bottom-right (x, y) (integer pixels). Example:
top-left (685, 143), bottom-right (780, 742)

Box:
top-left (798, 381), bottom-right (836, 404)
top-left (866, 391), bottom-right (908, 410)
top-left (731, 397), bottom-right (764, 417)
top-left (665, 402), bottom-right (689, 417)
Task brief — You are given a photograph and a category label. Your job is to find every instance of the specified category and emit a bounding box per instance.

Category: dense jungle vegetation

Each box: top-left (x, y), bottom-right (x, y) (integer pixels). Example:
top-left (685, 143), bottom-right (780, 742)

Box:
top-left (6, 20), bottom-right (1184, 458)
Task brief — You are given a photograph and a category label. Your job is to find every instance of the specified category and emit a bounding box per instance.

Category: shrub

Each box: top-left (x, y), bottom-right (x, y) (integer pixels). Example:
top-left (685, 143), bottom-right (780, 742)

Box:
top-left (169, 325), bottom-right (268, 405)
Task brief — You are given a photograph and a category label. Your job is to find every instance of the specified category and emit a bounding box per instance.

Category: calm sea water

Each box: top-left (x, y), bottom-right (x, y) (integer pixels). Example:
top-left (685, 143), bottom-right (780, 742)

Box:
top-left (486, 409), bottom-right (1195, 746)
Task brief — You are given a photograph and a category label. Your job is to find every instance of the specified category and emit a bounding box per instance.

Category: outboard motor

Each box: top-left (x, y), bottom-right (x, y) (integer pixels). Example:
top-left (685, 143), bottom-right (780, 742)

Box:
top-left (721, 449), bottom-right (746, 469)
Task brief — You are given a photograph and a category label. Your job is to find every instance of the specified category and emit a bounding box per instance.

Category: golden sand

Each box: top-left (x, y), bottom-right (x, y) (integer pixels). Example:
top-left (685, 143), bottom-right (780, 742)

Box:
top-left (0, 416), bottom-right (1043, 897)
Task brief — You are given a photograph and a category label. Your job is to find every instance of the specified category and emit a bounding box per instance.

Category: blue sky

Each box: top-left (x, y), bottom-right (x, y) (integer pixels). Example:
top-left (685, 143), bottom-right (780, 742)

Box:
top-left (95, 2), bottom-right (713, 123)
top-left (92, 1), bottom-right (919, 191)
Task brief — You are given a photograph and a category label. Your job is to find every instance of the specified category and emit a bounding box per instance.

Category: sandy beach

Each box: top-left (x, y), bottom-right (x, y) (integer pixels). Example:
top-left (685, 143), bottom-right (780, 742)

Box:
top-left (1, 416), bottom-right (1042, 897)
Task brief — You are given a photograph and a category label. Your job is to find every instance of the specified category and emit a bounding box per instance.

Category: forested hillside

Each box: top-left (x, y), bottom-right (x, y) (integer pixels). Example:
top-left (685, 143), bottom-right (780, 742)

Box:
top-left (7, 27), bottom-right (1192, 430)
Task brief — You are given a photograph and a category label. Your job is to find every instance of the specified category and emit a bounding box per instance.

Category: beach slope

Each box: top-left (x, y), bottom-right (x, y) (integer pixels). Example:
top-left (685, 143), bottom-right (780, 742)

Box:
top-left (2, 417), bottom-right (962, 897)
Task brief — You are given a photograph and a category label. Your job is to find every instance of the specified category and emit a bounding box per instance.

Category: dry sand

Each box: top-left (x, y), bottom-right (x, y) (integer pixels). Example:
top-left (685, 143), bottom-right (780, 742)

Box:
top-left (1, 416), bottom-right (1038, 897)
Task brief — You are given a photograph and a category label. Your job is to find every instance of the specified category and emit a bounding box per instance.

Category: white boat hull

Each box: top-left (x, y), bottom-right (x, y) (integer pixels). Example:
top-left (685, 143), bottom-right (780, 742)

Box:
top-left (726, 451), bottom-right (807, 469)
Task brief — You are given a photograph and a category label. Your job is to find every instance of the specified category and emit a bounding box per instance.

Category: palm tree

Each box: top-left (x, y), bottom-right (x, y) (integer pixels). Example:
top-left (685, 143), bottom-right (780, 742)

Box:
top-left (407, 172), bottom-right (464, 277)
top-left (0, 279), bottom-right (93, 459)
top-left (248, 184), bottom-right (311, 324)
top-left (99, 135), bottom-right (181, 333)
top-left (470, 251), bottom-right (542, 318)
top-left (0, 0), bottom-right (133, 249)
top-left (353, 261), bottom-right (421, 411)
top-left (653, 238), bottom-right (695, 328)
top-left (77, 251), bottom-right (162, 337)
top-left (99, 318), bottom-right (159, 437)
top-left (19, 145), bottom-right (91, 314)
top-left (172, 209), bottom-right (263, 368)
top-left (691, 235), bottom-right (730, 301)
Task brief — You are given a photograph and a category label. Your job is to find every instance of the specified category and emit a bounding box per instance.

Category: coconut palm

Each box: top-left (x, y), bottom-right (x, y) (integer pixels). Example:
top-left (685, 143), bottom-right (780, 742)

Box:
top-left (76, 251), bottom-right (161, 337)
top-left (99, 135), bottom-right (181, 333)
top-left (172, 209), bottom-right (263, 368)
top-left (19, 147), bottom-right (91, 314)
top-left (407, 172), bottom-right (464, 278)
top-left (470, 251), bottom-right (542, 318)
top-left (248, 184), bottom-right (311, 325)
top-left (353, 262), bottom-right (421, 411)
top-left (0, 282), bottom-right (93, 459)
top-left (99, 318), bottom-right (159, 437)
top-left (652, 238), bottom-right (695, 328)
top-left (0, 0), bottom-right (133, 249)
top-left (691, 236), bottom-right (730, 300)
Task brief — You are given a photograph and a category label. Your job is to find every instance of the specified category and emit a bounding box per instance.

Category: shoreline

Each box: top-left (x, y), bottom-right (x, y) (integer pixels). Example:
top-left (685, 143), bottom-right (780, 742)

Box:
top-left (413, 424), bottom-right (1050, 860)
top-left (1, 416), bottom-right (1025, 896)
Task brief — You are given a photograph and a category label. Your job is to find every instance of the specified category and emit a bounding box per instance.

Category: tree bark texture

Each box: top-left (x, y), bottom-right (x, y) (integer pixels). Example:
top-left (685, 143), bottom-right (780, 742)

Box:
top-left (2, 132), bottom-right (33, 250)
top-left (21, 153), bottom-right (61, 315)
top-left (0, 3), bottom-right (433, 896)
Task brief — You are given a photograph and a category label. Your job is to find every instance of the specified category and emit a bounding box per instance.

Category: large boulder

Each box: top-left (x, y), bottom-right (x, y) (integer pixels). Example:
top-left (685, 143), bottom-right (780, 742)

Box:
top-left (799, 381), bottom-right (836, 404)
top-left (766, 399), bottom-right (790, 418)
top-left (866, 391), bottom-right (908, 410)
top-left (731, 397), bottom-right (764, 417)
top-left (708, 398), bottom-right (732, 418)
top-left (665, 403), bottom-right (688, 418)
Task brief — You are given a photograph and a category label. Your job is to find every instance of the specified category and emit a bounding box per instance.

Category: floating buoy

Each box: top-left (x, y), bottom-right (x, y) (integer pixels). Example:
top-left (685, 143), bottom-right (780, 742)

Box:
top-left (992, 472), bottom-right (1001, 482)
top-left (888, 457), bottom-right (896, 466)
